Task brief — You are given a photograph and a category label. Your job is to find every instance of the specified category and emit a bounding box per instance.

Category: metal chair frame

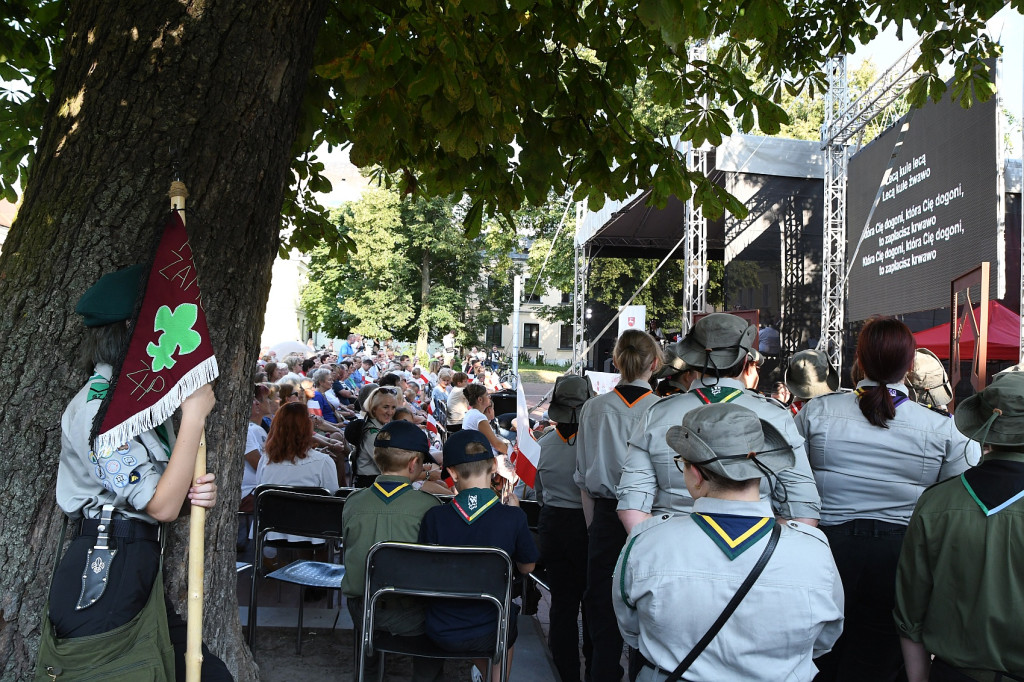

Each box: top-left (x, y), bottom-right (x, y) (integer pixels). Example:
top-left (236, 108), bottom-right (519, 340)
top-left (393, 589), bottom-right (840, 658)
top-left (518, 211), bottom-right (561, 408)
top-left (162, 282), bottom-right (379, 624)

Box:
top-left (359, 542), bottom-right (514, 682)
top-left (246, 487), bottom-right (346, 654)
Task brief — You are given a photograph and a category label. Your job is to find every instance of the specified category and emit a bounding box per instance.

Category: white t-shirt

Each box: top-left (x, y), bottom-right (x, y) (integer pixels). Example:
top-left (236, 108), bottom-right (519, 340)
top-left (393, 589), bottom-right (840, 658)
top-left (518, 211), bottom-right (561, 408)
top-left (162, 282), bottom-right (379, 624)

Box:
top-left (463, 408), bottom-right (488, 432)
top-left (243, 422), bottom-right (267, 498)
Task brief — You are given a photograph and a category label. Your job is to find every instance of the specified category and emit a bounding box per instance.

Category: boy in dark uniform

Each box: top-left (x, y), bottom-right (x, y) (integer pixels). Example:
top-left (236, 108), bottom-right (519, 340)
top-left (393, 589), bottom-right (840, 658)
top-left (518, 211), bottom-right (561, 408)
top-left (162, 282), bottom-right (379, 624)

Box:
top-left (418, 429), bottom-right (539, 680)
top-left (342, 420), bottom-right (443, 681)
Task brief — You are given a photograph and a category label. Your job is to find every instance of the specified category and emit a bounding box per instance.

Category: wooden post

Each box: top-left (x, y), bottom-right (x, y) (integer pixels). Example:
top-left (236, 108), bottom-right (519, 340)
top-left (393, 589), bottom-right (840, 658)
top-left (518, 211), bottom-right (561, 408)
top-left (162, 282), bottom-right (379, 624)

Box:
top-left (171, 180), bottom-right (206, 682)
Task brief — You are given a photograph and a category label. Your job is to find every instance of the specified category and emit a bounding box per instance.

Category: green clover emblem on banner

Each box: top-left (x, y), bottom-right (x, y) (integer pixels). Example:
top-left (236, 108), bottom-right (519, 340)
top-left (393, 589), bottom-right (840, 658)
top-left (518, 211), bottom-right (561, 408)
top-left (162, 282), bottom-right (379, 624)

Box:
top-left (146, 303), bottom-right (202, 372)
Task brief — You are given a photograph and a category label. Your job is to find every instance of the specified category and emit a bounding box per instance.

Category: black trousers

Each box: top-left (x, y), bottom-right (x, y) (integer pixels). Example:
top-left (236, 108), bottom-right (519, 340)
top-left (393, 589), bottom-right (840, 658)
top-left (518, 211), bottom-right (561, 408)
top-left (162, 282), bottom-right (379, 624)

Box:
top-left (584, 498), bottom-right (627, 682)
top-left (538, 504), bottom-right (592, 682)
top-left (49, 534), bottom-right (233, 682)
top-left (813, 519), bottom-right (908, 682)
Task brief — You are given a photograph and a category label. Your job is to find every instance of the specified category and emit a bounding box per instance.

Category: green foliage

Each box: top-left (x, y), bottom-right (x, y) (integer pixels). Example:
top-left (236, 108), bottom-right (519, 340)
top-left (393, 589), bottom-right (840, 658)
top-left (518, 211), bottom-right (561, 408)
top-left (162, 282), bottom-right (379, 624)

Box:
top-left (0, 1), bottom-right (1013, 254)
top-left (299, 188), bottom-right (515, 345)
top-left (0, 0), bottom-right (64, 203)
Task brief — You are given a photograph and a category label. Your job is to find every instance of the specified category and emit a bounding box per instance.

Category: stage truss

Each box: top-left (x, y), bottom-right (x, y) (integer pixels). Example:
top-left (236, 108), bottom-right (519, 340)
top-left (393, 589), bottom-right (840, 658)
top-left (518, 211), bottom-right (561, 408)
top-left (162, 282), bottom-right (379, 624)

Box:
top-left (819, 37), bottom-right (927, 372)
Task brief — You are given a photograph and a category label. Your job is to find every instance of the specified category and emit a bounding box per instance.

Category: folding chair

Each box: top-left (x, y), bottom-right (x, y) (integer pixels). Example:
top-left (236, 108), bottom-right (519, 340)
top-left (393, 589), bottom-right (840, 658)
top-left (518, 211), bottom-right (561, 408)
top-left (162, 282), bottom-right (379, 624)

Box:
top-left (359, 542), bottom-right (514, 682)
top-left (247, 488), bottom-right (347, 654)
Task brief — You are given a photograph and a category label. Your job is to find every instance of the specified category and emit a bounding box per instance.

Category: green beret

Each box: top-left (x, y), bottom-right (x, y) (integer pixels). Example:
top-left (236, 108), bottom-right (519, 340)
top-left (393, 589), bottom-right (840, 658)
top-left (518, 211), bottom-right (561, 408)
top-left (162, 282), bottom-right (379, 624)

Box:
top-left (75, 264), bottom-right (146, 327)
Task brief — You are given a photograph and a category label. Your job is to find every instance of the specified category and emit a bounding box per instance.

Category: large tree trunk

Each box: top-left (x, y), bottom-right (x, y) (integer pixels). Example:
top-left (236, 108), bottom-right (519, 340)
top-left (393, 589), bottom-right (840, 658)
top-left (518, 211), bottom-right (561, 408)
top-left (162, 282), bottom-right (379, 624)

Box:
top-left (0, 2), bottom-right (325, 680)
top-left (416, 250), bottom-right (431, 359)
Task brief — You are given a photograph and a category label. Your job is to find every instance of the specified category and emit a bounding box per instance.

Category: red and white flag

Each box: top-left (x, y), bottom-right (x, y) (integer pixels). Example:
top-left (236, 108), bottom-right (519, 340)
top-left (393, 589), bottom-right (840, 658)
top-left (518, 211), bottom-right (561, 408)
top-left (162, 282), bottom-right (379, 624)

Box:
top-left (510, 381), bottom-right (540, 487)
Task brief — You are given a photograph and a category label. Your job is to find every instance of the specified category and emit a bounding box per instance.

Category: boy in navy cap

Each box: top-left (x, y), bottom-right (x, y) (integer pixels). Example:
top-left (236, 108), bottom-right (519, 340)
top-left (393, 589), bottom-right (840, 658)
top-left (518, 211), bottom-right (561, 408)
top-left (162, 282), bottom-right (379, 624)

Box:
top-left (418, 429), bottom-right (540, 680)
top-left (342, 420), bottom-right (443, 681)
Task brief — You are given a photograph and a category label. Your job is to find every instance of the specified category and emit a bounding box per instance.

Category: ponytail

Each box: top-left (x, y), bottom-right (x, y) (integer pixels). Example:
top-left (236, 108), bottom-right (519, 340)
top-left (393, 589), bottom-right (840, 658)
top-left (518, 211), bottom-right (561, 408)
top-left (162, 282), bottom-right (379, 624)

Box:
top-left (857, 384), bottom-right (896, 428)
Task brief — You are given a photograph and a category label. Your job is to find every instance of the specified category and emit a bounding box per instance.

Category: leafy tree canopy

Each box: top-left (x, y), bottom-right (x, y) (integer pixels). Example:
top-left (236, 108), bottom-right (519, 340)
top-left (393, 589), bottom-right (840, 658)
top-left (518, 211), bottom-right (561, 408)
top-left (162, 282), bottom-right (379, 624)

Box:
top-left (299, 187), bottom-right (517, 353)
top-left (2, 0), bottom-right (1013, 256)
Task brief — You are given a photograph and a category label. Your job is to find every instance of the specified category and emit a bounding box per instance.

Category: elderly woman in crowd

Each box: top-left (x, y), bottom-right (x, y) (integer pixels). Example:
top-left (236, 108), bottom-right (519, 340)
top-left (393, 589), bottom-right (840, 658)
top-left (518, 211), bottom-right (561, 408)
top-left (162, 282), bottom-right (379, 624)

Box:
top-left (795, 317), bottom-right (978, 681)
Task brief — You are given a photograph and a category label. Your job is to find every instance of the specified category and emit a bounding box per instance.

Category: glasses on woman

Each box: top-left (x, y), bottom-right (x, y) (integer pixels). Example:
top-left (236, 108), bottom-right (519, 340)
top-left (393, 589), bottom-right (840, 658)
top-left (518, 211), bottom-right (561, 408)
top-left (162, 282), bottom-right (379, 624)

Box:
top-left (378, 387), bottom-right (399, 394)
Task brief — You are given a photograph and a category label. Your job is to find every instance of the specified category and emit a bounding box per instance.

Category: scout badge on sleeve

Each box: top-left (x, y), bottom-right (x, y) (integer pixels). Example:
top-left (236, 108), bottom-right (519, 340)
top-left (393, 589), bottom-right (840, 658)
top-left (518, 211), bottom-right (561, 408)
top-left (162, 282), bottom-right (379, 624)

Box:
top-left (89, 208), bottom-right (219, 452)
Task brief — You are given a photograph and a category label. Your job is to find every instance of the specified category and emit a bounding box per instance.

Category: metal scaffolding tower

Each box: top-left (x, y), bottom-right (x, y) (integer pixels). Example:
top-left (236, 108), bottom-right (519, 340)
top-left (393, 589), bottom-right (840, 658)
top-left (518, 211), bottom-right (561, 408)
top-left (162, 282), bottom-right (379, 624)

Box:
top-left (681, 42), bottom-right (709, 336)
top-left (819, 55), bottom-right (849, 371)
top-left (780, 199), bottom-right (805, 362)
top-left (819, 38), bottom-right (926, 372)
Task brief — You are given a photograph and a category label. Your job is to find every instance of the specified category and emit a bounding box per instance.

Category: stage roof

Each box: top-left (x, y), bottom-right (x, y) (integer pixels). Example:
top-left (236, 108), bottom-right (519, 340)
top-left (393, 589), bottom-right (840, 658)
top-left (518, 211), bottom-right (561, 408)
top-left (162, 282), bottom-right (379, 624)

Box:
top-left (575, 134), bottom-right (825, 262)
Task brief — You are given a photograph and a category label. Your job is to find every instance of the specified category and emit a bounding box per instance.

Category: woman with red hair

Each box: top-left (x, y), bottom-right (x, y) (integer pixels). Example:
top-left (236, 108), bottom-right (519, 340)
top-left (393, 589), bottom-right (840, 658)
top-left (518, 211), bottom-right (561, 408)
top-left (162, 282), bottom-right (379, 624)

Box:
top-left (260, 402), bottom-right (339, 492)
top-left (795, 317), bottom-right (978, 681)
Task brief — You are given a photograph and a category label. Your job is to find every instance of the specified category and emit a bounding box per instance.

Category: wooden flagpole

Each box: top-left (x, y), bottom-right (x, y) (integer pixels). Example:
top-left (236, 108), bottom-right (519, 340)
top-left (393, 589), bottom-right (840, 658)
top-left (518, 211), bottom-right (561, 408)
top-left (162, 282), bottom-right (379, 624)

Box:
top-left (170, 180), bottom-right (207, 682)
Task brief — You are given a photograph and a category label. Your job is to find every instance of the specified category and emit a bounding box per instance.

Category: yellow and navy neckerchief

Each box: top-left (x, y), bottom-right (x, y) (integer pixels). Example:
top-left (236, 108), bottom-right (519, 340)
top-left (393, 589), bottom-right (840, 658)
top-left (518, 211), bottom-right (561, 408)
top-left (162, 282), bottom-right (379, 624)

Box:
top-left (855, 386), bottom-right (909, 407)
top-left (451, 487), bottom-right (499, 525)
top-left (693, 386), bottom-right (743, 404)
top-left (614, 386), bottom-right (652, 408)
top-left (372, 479), bottom-right (412, 504)
top-left (690, 512), bottom-right (776, 560)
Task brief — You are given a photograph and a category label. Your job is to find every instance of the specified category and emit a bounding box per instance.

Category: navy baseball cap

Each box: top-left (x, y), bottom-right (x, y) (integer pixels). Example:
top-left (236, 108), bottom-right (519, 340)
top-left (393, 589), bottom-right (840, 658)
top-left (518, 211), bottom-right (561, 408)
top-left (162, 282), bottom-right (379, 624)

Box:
top-left (443, 429), bottom-right (493, 467)
top-left (375, 420), bottom-right (429, 454)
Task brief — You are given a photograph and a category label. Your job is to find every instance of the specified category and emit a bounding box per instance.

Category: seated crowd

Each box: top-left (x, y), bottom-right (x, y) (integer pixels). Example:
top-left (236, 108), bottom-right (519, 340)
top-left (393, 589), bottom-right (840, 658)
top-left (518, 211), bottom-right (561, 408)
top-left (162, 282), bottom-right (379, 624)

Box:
top-left (242, 322), bottom-right (1022, 682)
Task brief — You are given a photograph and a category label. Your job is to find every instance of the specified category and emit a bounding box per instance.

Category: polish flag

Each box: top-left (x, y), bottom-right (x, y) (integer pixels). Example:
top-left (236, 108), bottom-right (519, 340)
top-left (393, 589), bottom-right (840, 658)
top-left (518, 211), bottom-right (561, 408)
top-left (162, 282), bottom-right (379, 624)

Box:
top-left (510, 382), bottom-right (540, 487)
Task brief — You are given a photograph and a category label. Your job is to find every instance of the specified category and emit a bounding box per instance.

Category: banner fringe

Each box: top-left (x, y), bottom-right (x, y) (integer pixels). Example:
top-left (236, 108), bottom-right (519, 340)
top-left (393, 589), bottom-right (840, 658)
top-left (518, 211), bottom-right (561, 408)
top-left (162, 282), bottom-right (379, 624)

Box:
top-left (94, 356), bottom-right (219, 452)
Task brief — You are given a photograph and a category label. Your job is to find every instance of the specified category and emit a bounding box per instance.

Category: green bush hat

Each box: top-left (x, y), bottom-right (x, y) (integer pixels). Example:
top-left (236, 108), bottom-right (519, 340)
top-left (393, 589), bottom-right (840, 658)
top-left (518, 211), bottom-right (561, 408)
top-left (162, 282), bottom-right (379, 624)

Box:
top-left (954, 371), bottom-right (1024, 447)
top-left (906, 348), bottom-right (953, 407)
top-left (655, 343), bottom-right (689, 379)
top-left (443, 429), bottom-right (494, 467)
top-left (75, 264), bottom-right (146, 327)
top-left (548, 375), bottom-right (594, 423)
top-left (677, 313), bottom-right (757, 375)
top-left (665, 403), bottom-right (795, 481)
top-left (785, 349), bottom-right (840, 400)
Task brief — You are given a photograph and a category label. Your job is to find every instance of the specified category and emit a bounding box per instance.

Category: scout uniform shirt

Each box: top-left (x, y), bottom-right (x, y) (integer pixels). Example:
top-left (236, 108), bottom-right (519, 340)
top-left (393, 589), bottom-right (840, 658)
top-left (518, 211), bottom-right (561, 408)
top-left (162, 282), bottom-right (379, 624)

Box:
top-left (614, 498), bottom-right (844, 681)
top-left (418, 488), bottom-right (539, 643)
top-left (341, 475), bottom-right (441, 597)
top-left (56, 363), bottom-right (175, 522)
top-left (617, 377), bottom-right (821, 520)
top-left (535, 424), bottom-right (583, 509)
top-left (574, 379), bottom-right (660, 501)
top-left (894, 450), bottom-right (1024, 675)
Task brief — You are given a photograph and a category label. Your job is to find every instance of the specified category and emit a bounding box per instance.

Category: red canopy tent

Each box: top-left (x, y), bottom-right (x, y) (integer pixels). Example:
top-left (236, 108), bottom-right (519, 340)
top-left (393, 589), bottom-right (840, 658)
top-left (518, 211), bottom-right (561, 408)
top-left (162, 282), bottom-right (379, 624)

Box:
top-left (912, 300), bottom-right (1021, 361)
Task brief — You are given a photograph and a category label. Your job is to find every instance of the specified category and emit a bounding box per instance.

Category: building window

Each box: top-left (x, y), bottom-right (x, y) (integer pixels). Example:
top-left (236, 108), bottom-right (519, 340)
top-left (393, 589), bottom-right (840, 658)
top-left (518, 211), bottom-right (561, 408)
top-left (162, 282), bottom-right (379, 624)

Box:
top-left (523, 291), bottom-right (541, 304)
top-left (484, 323), bottom-right (502, 347)
top-left (523, 323), bottom-right (540, 348)
top-left (762, 283), bottom-right (770, 307)
top-left (559, 324), bottom-right (574, 349)
top-left (560, 291), bottom-right (571, 304)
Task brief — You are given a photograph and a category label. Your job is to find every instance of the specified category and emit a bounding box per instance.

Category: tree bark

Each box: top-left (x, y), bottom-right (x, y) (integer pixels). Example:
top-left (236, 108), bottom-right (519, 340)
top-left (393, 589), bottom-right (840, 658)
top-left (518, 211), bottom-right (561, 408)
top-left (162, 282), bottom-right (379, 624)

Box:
top-left (0, 2), bottom-right (325, 680)
top-left (416, 250), bottom-right (431, 359)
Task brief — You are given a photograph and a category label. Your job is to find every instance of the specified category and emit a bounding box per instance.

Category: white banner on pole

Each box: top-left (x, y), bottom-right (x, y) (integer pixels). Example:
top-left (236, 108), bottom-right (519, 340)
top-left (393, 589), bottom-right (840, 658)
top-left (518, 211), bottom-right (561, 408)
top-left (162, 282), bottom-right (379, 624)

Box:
top-left (618, 305), bottom-right (646, 337)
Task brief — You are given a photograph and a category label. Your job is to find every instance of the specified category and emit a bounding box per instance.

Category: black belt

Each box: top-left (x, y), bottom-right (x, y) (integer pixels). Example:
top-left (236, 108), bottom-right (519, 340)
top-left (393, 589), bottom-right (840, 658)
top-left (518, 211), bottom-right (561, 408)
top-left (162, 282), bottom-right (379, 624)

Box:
top-left (77, 517), bottom-right (160, 542)
top-left (821, 518), bottom-right (907, 538)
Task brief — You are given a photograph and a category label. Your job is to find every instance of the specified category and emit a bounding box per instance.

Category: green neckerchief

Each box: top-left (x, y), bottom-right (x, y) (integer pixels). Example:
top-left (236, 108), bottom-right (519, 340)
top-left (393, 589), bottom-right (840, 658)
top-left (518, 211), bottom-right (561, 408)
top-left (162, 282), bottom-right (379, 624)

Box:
top-left (372, 475), bottom-right (413, 504)
top-left (690, 512), bottom-right (775, 560)
top-left (87, 373), bottom-right (110, 402)
top-left (693, 386), bottom-right (744, 404)
top-left (960, 473), bottom-right (1024, 517)
top-left (451, 487), bottom-right (499, 525)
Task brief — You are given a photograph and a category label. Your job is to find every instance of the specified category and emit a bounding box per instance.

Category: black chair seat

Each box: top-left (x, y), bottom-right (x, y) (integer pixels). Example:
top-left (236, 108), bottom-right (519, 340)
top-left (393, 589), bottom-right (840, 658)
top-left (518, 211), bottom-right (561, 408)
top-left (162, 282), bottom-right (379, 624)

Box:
top-left (267, 561), bottom-right (346, 589)
top-left (373, 632), bottom-right (491, 660)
